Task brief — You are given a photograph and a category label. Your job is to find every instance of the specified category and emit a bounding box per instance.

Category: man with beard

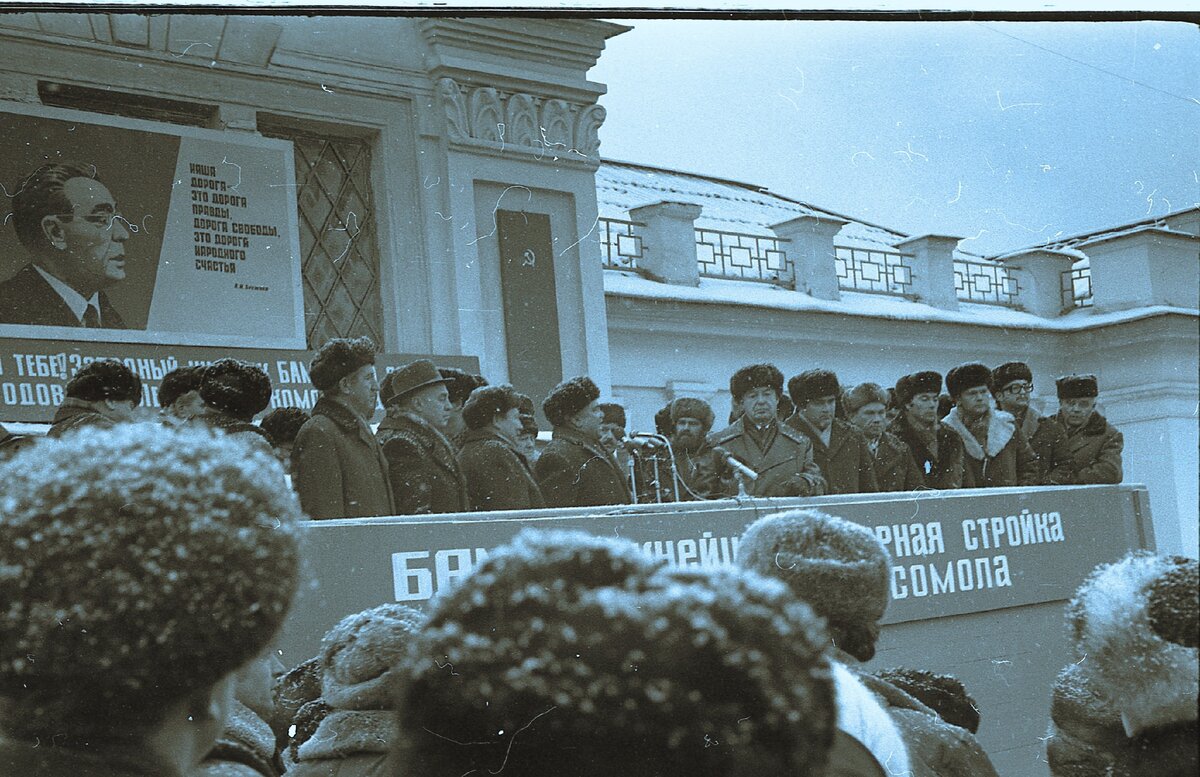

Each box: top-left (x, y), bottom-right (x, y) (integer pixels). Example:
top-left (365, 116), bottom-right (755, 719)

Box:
top-left (888, 371), bottom-right (970, 489)
top-left (709, 363), bottom-right (825, 498)
top-left (942, 363), bottom-right (1038, 489)
top-left (786, 369), bottom-right (878, 495)
top-left (666, 397), bottom-right (726, 501)
top-left (844, 382), bottom-right (924, 493)
top-left (1053, 374), bottom-right (1124, 484)
top-left (992, 361), bottom-right (1072, 485)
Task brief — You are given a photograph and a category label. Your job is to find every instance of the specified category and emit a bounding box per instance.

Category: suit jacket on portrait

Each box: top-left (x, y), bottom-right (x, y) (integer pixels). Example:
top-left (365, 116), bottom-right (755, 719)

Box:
top-left (0, 264), bottom-right (126, 329)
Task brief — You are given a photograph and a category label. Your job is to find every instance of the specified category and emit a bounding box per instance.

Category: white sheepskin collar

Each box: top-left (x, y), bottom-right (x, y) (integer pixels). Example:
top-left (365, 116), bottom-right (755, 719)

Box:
top-left (943, 407), bottom-right (1015, 460)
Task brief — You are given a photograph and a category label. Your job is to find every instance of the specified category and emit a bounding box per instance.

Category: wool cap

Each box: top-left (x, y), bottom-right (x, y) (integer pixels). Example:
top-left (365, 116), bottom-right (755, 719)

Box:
top-left (945, 363), bottom-right (993, 398)
top-left (993, 362), bottom-right (1034, 392)
top-left (260, 407), bottom-right (310, 447)
top-left (462, 385), bottom-right (524, 430)
top-left (598, 402), bottom-right (626, 428)
top-left (738, 509), bottom-right (892, 663)
top-left (1057, 374), bottom-right (1099, 400)
top-left (873, 668), bottom-right (981, 733)
top-left (201, 359), bottom-right (273, 421)
top-left (893, 371), bottom-right (942, 408)
top-left (542, 376), bottom-right (600, 427)
top-left (382, 359), bottom-right (450, 407)
top-left (0, 423), bottom-right (301, 738)
top-left (158, 365), bottom-right (206, 410)
top-left (65, 358), bottom-right (143, 405)
top-left (788, 370), bottom-right (841, 407)
top-left (395, 529), bottom-right (836, 777)
top-left (319, 603), bottom-right (424, 710)
top-left (309, 337), bottom-right (376, 392)
top-left (843, 383), bottom-right (889, 416)
top-left (670, 397), bottom-right (715, 433)
top-left (439, 368), bottom-right (488, 408)
top-left (730, 363), bottom-right (784, 402)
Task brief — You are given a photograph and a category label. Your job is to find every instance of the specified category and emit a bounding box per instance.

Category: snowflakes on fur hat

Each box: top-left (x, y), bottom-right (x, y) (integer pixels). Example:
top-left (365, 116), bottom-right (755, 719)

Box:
top-left (201, 358), bottom-right (273, 421)
top-left (309, 337), bottom-right (376, 391)
top-left (993, 361), bottom-right (1033, 391)
top-left (0, 423), bottom-right (302, 738)
top-left (1057, 374), bottom-right (1099, 400)
top-left (598, 402), bottom-right (626, 428)
top-left (260, 407), bottom-right (309, 446)
top-left (462, 385), bottom-right (522, 431)
top-left (945, 362), bottom-right (993, 398)
top-left (730, 363), bottom-right (784, 402)
top-left (843, 383), bottom-right (889, 416)
top-left (542, 375), bottom-right (600, 427)
top-left (158, 365), bottom-right (206, 410)
top-left (788, 370), bottom-right (840, 407)
top-left (1065, 551), bottom-right (1198, 738)
top-left (65, 358), bottom-right (143, 405)
top-left (873, 667), bottom-right (981, 733)
top-left (319, 602), bottom-right (424, 710)
top-left (670, 397), bottom-right (715, 432)
top-left (894, 371), bottom-right (942, 407)
top-left (396, 528), bottom-right (835, 777)
top-left (738, 509), bottom-right (892, 662)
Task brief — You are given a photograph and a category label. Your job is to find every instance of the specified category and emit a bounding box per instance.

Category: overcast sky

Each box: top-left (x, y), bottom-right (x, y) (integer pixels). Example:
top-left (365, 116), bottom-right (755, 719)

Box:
top-left (590, 20), bottom-right (1199, 256)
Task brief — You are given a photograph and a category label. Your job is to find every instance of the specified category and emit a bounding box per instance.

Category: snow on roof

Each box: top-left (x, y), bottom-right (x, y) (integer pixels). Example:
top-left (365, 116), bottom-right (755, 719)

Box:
top-left (1014, 206), bottom-right (1200, 257)
top-left (603, 269), bottom-right (1197, 331)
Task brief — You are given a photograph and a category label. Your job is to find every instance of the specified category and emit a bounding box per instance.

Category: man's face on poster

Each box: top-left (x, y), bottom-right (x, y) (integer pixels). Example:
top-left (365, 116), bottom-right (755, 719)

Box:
top-left (44, 177), bottom-right (129, 292)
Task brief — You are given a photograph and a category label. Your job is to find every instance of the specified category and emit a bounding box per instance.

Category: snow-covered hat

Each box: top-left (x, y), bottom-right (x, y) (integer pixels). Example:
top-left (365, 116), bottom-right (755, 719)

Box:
top-left (730, 363), bottom-right (784, 402)
top-left (201, 358), bottom-right (273, 421)
top-left (992, 361), bottom-right (1033, 392)
top-left (0, 423), bottom-right (301, 738)
top-left (788, 370), bottom-right (841, 407)
top-left (873, 667), bottom-right (981, 733)
top-left (395, 529), bottom-right (836, 777)
top-left (542, 376), bottom-right (600, 427)
top-left (440, 367), bottom-right (488, 408)
top-left (670, 397), bottom-right (715, 433)
top-left (309, 337), bottom-right (376, 391)
top-left (598, 402), bottom-right (626, 428)
top-left (894, 371), bottom-right (942, 408)
top-left (319, 602), bottom-right (424, 710)
top-left (843, 383), bottom-right (889, 415)
top-left (1057, 374), bottom-right (1099, 400)
top-left (462, 385), bottom-right (525, 431)
top-left (945, 362), bottom-right (993, 398)
top-left (65, 358), bottom-right (142, 405)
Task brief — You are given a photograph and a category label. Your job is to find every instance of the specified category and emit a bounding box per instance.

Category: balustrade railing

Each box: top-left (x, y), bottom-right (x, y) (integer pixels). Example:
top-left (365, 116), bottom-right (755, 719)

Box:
top-left (835, 247), bottom-right (915, 297)
top-left (599, 217), bottom-right (646, 271)
top-left (695, 228), bottom-right (792, 286)
top-left (1061, 265), bottom-right (1094, 309)
top-left (954, 259), bottom-right (1020, 307)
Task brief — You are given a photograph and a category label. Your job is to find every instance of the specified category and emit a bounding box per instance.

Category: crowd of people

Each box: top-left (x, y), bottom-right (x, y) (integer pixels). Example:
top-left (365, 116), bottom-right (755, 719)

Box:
top-left (0, 420), bottom-right (1192, 776)
top-left (0, 335), bottom-right (1124, 519)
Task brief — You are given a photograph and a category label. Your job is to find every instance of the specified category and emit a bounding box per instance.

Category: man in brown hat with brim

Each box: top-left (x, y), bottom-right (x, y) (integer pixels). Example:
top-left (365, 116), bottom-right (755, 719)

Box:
top-left (377, 359), bottom-right (470, 514)
top-left (292, 337), bottom-right (394, 520)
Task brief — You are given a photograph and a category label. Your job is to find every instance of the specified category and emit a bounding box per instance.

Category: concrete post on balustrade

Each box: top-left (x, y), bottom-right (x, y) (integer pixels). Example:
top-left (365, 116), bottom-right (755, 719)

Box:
top-left (770, 214), bottom-right (846, 300)
top-left (1081, 227), bottom-right (1200, 312)
top-left (895, 234), bottom-right (962, 311)
top-left (996, 249), bottom-right (1077, 318)
top-left (628, 201), bottom-right (703, 287)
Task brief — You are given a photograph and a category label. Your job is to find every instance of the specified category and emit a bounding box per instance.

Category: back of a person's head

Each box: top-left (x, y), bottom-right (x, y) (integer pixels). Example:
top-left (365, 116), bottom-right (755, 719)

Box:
top-left (200, 359), bottom-right (273, 422)
top-left (0, 423), bottom-right (303, 741)
top-left (65, 358), bottom-right (143, 405)
top-left (394, 529), bottom-right (836, 777)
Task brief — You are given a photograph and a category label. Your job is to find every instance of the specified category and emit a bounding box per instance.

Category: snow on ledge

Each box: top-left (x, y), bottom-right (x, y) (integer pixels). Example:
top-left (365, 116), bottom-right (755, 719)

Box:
top-left (603, 270), bottom-right (1198, 332)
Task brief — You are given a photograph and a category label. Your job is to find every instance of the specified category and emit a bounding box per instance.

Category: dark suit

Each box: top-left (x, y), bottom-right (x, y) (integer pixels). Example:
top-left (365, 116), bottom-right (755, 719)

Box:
top-left (0, 264), bottom-right (126, 328)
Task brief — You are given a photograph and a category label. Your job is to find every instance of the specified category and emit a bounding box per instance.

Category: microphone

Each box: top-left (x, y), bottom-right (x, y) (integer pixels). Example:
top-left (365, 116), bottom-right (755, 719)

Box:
top-left (623, 433), bottom-right (667, 450)
top-left (714, 448), bottom-right (758, 481)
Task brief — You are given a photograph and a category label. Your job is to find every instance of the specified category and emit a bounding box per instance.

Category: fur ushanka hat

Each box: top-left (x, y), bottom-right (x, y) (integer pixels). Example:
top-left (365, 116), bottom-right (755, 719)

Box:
top-left (65, 358), bottom-right (143, 405)
top-left (843, 383), bottom-right (889, 416)
top-left (670, 397), bottom-right (715, 433)
top-left (158, 365), bottom-right (206, 410)
top-left (992, 362), bottom-right (1033, 392)
top-left (201, 359), bottom-right (273, 421)
top-left (945, 363), bottom-right (993, 398)
top-left (738, 509), bottom-right (892, 662)
top-left (788, 370), bottom-right (841, 407)
top-left (439, 368), bottom-right (488, 408)
top-left (461, 385), bottom-right (524, 431)
top-left (542, 376), bottom-right (600, 427)
top-left (893, 371), bottom-right (942, 408)
top-left (730, 363), bottom-right (785, 402)
top-left (260, 407), bottom-right (309, 446)
top-left (309, 337), bottom-right (376, 392)
top-left (1057, 374), bottom-right (1099, 400)
top-left (598, 402), bottom-right (626, 428)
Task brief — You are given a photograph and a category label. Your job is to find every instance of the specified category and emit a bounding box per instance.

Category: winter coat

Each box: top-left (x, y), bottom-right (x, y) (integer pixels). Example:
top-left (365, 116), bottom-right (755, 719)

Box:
top-left (377, 412), bottom-right (469, 515)
top-left (871, 431), bottom-right (926, 493)
top-left (286, 710), bottom-right (394, 777)
top-left (831, 661), bottom-right (911, 776)
top-left (787, 415), bottom-right (879, 494)
top-left (47, 397), bottom-right (115, 438)
top-left (292, 396), bottom-right (395, 520)
top-left (457, 427), bottom-right (545, 512)
top-left (534, 427), bottom-right (632, 508)
top-left (192, 408), bottom-right (275, 457)
top-left (1012, 408), bottom-right (1073, 485)
top-left (1058, 411), bottom-right (1124, 485)
top-left (855, 670), bottom-right (1000, 777)
top-left (197, 700), bottom-right (279, 777)
top-left (888, 417), bottom-right (971, 490)
top-left (672, 444), bottom-right (728, 501)
top-left (708, 417), bottom-right (827, 498)
top-left (942, 407), bottom-right (1038, 488)
top-left (0, 736), bottom-right (182, 777)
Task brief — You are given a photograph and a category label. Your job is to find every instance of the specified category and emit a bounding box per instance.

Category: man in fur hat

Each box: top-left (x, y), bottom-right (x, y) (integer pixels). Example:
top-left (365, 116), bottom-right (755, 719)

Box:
top-left (1054, 374), bottom-right (1124, 484)
top-left (48, 357), bottom-right (142, 438)
top-left (992, 361), bottom-right (1073, 485)
top-left (942, 363), bottom-right (1038, 488)
top-left (292, 337), bottom-right (394, 520)
top-left (888, 371), bottom-right (970, 489)
top-left (709, 363), bottom-right (826, 498)
top-left (787, 370), bottom-right (878, 494)
top-left (845, 382), bottom-right (924, 492)
top-left (158, 365), bottom-right (206, 424)
top-left (377, 360), bottom-right (469, 515)
top-left (457, 385), bottom-right (545, 512)
top-left (666, 397), bottom-right (727, 501)
top-left (534, 376), bottom-right (632, 507)
top-left (189, 359), bottom-right (275, 455)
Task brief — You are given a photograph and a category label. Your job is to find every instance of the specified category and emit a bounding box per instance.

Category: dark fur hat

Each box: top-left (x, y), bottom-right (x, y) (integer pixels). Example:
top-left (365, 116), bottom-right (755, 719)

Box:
top-left (993, 362), bottom-right (1033, 392)
top-left (201, 359), bottom-right (273, 421)
top-left (843, 383), bottom-right (889, 416)
top-left (65, 359), bottom-right (143, 405)
top-left (260, 407), bottom-right (309, 447)
top-left (542, 376), bottom-right (600, 427)
top-left (788, 370), bottom-right (841, 407)
top-left (158, 366), bottom-right (205, 410)
top-left (730, 363), bottom-right (784, 402)
top-left (654, 403), bottom-right (673, 436)
top-left (937, 394), bottom-right (954, 420)
top-left (309, 337), bottom-right (376, 392)
top-left (462, 385), bottom-right (524, 430)
top-left (1057, 374), bottom-right (1099, 400)
top-left (893, 371), bottom-right (942, 408)
top-left (440, 368), bottom-right (488, 408)
top-left (945, 363), bottom-right (993, 398)
top-left (874, 668), bottom-right (981, 733)
top-left (598, 402), bottom-right (626, 428)
top-left (669, 397), bottom-right (715, 433)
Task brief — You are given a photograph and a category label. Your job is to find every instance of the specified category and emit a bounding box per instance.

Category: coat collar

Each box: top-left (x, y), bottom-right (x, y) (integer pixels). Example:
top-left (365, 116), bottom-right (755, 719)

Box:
top-left (460, 426), bottom-right (517, 451)
top-left (790, 414), bottom-right (850, 456)
top-left (943, 407), bottom-right (1016, 460)
top-left (313, 395), bottom-right (377, 447)
top-left (552, 426), bottom-right (613, 461)
top-left (1060, 410), bottom-right (1108, 437)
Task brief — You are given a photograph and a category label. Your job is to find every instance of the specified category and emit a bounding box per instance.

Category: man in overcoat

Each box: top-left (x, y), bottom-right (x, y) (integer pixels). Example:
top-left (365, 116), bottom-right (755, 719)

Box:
top-left (708, 363), bottom-right (826, 498)
top-left (534, 376), bottom-right (632, 508)
top-left (992, 361), bottom-right (1072, 485)
top-left (786, 369), bottom-right (878, 495)
top-left (457, 385), bottom-right (545, 512)
top-left (844, 382), bottom-right (924, 493)
top-left (47, 358), bottom-right (141, 438)
top-left (888, 371), bottom-right (970, 489)
top-left (1054, 374), bottom-right (1124, 484)
top-left (941, 362), bottom-right (1038, 488)
top-left (377, 359), bottom-right (470, 515)
top-left (292, 337), bottom-right (394, 520)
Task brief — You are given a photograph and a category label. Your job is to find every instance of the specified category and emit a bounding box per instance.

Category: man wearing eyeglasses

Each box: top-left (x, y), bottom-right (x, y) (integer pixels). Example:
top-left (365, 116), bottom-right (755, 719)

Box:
top-left (0, 161), bottom-right (129, 328)
top-left (992, 361), bottom-right (1072, 485)
top-left (941, 362), bottom-right (1038, 488)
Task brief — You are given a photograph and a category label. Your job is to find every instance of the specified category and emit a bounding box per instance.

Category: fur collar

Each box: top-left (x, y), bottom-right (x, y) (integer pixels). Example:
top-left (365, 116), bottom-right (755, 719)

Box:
top-left (296, 709), bottom-right (396, 760)
top-left (943, 407), bottom-right (1015, 460)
